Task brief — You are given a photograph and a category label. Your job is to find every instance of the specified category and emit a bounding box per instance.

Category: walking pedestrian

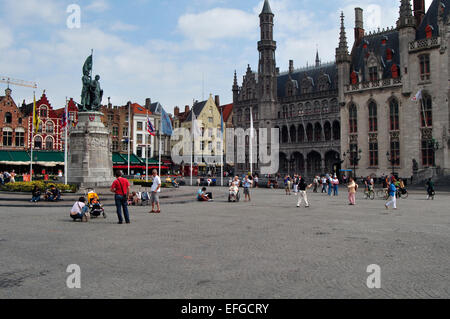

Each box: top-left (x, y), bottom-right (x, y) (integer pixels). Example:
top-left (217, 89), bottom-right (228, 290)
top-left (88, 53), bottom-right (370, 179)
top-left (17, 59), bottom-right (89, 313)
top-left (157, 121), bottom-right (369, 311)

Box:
top-left (332, 175), bottom-right (339, 196)
top-left (149, 169), bottom-right (162, 213)
top-left (296, 176), bottom-right (312, 208)
top-left (347, 177), bottom-right (358, 205)
top-left (313, 176), bottom-right (319, 193)
top-left (426, 178), bottom-right (435, 200)
top-left (327, 175), bottom-right (333, 196)
top-left (293, 175), bottom-right (299, 195)
top-left (385, 178), bottom-right (398, 210)
top-left (110, 170), bottom-right (131, 224)
top-left (321, 176), bottom-right (327, 193)
top-left (284, 175), bottom-right (291, 195)
top-left (254, 175), bottom-right (259, 188)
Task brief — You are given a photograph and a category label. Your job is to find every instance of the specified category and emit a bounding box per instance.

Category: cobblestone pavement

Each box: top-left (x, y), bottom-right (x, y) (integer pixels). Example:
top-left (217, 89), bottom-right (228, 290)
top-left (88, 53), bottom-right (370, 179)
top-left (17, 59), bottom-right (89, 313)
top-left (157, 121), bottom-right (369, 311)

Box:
top-left (0, 187), bottom-right (449, 299)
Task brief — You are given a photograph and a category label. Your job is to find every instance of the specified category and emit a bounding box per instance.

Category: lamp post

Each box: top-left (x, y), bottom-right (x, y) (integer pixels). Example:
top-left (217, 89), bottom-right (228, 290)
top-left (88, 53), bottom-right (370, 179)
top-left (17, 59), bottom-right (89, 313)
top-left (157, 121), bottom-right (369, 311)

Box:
top-left (386, 151), bottom-right (396, 177)
top-left (345, 146), bottom-right (362, 179)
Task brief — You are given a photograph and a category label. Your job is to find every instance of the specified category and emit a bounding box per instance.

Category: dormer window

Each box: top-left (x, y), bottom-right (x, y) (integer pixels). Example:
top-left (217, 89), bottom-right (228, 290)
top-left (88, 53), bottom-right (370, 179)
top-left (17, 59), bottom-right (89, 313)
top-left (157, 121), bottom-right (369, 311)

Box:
top-left (301, 77), bottom-right (314, 94)
top-left (425, 25), bottom-right (433, 39)
top-left (369, 66), bottom-right (378, 82)
top-left (386, 48), bottom-right (393, 62)
top-left (317, 74), bottom-right (331, 91)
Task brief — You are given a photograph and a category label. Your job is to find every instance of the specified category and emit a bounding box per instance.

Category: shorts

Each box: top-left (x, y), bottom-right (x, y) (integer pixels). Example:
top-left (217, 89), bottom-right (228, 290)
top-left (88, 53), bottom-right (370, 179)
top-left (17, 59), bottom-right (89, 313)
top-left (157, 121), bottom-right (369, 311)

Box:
top-left (151, 192), bottom-right (160, 203)
top-left (243, 188), bottom-right (250, 195)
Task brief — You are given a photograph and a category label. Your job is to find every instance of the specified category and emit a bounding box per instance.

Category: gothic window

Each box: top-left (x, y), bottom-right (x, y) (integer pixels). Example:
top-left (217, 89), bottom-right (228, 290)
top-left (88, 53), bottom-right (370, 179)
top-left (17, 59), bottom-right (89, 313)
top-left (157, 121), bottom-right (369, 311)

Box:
top-left (298, 125), bottom-right (305, 142)
top-left (419, 55), bottom-right (430, 81)
top-left (40, 106), bottom-right (48, 118)
top-left (332, 121), bottom-right (340, 140)
top-left (390, 99), bottom-right (400, 131)
top-left (314, 101), bottom-right (320, 114)
top-left (421, 139), bottom-right (435, 167)
top-left (314, 123), bottom-right (322, 142)
top-left (289, 105), bottom-right (294, 117)
top-left (390, 140), bottom-right (400, 166)
top-left (237, 110), bottom-right (242, 122)
top-left (245, 108), bottom-right (250, 121)
top-left (318, 75), bottom-right (330, 91)
top-left (369, 142), bottom-right (379, 167)
top-left (4, 112), bottom-right (12, 124)
top-left (330, 99), bottom-right (338, 113)
top-left (368, 101), bottom-right (377, 132)
top-left (45, 136), bottom-right (54, 150)
top-left (282, 105), bottom-right (287, 119)
top-left (369, 66), bottom-right (378, 82)
top-left (349, 104), bottom-right (357, 134)
top-left (301, 77), bottom-right (313, 94)
top-left (421, 94), bottom-right (432, 127)
top-left (324, 122), bottom-right (332, 141)
top-left (306, 123), bottom-right (313, 142)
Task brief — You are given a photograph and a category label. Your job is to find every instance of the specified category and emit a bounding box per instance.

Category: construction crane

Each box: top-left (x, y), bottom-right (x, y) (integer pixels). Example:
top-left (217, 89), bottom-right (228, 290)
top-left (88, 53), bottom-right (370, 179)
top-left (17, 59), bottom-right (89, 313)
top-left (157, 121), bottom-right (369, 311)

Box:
top-left (0, 76), bottom-right (38, 89)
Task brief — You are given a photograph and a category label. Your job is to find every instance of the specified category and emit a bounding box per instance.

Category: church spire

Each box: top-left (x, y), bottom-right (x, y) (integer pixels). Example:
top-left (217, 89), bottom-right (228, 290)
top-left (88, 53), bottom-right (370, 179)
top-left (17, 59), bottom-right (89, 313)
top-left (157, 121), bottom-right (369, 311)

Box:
top-left (315, 48), bottom-right (320, 67)
top-left (336, 12), bottom-right (350, 62)
top-left (261, 0), bottom-right (273, 15)
top-left (398, 0), bottom-right (416, 28)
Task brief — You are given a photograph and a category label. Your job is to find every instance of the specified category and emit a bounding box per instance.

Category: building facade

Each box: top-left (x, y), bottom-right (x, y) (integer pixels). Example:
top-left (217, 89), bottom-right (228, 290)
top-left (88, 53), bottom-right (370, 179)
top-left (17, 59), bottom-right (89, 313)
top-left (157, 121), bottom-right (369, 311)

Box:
top-left (0, 88), bottom-right (27, 151)
top-left (337, 0), bottom-right (450, 179)
top-left (233, 0), bottom-right (341, 177)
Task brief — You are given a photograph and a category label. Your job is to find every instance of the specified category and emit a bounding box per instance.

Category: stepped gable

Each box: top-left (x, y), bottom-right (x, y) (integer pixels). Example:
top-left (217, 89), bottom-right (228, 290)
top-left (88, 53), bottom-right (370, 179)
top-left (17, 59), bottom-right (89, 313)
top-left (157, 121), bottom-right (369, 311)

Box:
top-left (351, 29), bottom-right (400, 81)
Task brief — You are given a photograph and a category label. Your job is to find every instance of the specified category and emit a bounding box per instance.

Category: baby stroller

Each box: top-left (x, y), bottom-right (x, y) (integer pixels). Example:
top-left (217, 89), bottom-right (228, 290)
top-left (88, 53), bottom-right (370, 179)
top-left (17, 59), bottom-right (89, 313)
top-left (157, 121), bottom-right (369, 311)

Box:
top-left (86, 189), bottom-right (107, 219)
top-left (228, 186), bottom-right (240, 202)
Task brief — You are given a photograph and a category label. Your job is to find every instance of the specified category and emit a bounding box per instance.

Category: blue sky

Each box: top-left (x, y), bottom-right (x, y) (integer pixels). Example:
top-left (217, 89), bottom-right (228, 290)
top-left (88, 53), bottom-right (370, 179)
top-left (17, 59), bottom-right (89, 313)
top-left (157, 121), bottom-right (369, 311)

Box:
top-left (0, 0), bottom-right (432, 113)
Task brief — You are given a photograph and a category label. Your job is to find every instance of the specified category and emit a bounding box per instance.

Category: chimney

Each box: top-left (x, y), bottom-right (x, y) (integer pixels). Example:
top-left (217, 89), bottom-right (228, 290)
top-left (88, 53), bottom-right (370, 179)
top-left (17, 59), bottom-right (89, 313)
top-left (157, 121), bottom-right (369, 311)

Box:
top-left (289, 60), bottom-right (294, 74)
top-left (145, 98), bottom-right (151, 109)
top-left (108, 97), bottom-right (112, 108)
top-left (276, 67), bottom-right (280, 75)
top-left (185, 105), bottom-right (190, 114)
top-left (174, 106), bottom-right (180, 116)
top-left (413, 0), bottom-right (425, 27)
top-left (215, 95), bottom-right (220, 107)
top-left (354, 8), bottom-right (364, 47)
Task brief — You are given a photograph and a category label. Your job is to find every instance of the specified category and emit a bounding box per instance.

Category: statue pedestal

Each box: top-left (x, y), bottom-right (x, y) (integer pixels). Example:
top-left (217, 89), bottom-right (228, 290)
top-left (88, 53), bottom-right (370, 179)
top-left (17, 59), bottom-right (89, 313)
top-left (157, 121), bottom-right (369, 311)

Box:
top-left (68, 112), bottom-right (114, 188)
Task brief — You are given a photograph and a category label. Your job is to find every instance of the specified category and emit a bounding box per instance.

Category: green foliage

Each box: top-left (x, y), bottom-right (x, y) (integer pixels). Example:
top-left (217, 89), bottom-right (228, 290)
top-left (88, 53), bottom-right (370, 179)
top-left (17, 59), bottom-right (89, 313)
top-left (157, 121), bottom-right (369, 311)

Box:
top-left (0, 181), bottom-right (78, 193)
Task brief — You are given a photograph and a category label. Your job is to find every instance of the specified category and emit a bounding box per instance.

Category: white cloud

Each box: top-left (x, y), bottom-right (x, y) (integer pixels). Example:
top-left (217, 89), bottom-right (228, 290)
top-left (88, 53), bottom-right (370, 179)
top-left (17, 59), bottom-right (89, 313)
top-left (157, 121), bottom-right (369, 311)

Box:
top-left (177, 8), bottom-right (258, 49)
top-left (0, 24), bottom-right (13, 49)
top-left (86, 0), bottom-right (110, 13)
top-left (110, 21), bottom-right (139, 32)
top-left (3, 0), bottom-right (64, 25)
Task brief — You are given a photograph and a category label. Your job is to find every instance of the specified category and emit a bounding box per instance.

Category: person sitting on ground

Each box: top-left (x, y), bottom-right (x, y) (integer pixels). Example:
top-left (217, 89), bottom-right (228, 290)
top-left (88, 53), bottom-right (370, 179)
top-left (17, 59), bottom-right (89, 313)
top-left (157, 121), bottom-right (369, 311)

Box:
top-left (130, 192), bottom-right (140, 206)
top-left (172, 178), bottom-right (179, 188)
top-left (46, 185), bottom-right (61, 201)
top-left (31, 185), bottom-right (41, 203)
top-left (70, 197), bottom-right (89, 222)
top-left (197, 187), bottom-right (212, 202)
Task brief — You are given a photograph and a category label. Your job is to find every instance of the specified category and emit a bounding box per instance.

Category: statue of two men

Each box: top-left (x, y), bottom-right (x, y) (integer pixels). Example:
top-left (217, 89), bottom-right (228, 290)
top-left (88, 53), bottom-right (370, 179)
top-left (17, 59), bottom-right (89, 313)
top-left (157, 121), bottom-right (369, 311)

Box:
top-left (80, 55), bottom-right (103, 112)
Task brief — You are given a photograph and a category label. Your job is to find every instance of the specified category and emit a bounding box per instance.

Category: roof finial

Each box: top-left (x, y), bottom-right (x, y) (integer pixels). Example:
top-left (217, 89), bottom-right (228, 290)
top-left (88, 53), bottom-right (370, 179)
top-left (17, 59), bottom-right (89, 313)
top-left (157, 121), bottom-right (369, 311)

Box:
top-left (261, 0), bottom-right (273, 15)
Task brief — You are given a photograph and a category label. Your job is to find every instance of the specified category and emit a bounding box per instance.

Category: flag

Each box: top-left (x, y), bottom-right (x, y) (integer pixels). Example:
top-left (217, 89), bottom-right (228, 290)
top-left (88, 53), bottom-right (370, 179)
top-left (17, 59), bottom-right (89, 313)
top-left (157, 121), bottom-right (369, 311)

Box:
top-left (412, 89), bottom-right (423, 102)
top-left (32, 95), bottom-right (41, 134)
top-left (192, 111), bottom-right (202, 139)
top-left (220, 107), bottom-right (224, 137)
top-left (61, 111), bottom-right (68, 129)
top-left (147, 117), bottom-right (156, 136)
top-left (160, 108), bottom-right (173, 136)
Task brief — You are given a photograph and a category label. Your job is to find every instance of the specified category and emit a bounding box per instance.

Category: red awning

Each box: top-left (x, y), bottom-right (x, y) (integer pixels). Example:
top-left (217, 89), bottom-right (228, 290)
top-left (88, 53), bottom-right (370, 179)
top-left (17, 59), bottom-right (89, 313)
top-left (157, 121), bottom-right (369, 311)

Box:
top-left (113, 165), bottom-right (169, 169)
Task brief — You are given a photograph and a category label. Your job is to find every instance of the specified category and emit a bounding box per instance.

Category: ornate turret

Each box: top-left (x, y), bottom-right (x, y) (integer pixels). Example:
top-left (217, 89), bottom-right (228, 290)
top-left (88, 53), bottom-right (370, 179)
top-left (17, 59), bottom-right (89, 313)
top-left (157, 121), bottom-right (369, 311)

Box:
top-left (315, 50), bottom-right (320, 67)
top-left (336, 12), bottom-right (351, 106)
top-left (398, 0), bottom-right (416, 29)
top-left (258, 0), bottom-right (277, 103)
top-left (232, 70), bottom-right (239, 102)
top-left (336, 12), bottom-right (351, 63)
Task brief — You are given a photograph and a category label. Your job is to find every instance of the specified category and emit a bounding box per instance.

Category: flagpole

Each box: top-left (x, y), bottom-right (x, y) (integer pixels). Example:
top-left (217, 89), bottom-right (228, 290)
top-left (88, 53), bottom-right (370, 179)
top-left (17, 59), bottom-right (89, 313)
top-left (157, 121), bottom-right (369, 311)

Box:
top-left (159, 118), bottom-right (162, 177)
top-left (128, 101), bottom-right (131, 176)
top-left (250, 106), bottom-right (253, 177)
top-left (30, 92), bottom-right (35, 182)
top-left (146, 110), bottom-right (149, 182)
top-left (191, 103), bottom-right (194, 187)
top-left (64, 97), bottom-right (68, 185)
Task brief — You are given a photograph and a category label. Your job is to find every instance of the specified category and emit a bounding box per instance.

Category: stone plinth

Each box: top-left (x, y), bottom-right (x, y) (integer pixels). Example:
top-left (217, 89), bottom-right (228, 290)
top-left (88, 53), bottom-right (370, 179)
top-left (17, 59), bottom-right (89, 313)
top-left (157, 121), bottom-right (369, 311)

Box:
top-left (68, 112), bottom-right (114, 188)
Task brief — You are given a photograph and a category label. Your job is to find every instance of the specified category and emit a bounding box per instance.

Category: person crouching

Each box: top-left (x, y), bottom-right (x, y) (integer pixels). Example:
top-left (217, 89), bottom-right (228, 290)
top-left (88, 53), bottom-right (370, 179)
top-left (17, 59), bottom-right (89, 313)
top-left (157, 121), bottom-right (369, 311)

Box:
top-left (70, 197), bottom-right (89, 222)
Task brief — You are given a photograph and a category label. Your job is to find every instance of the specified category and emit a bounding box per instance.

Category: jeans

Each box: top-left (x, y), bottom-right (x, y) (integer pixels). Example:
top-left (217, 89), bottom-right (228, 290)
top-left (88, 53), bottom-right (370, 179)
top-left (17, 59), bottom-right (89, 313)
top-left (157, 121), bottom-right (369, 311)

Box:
top-left (31, 196), bottom-right (40, 202)
top-left (297, 191), bottom-right (309, 207)
top-left (333, 185), bottom-right (339, 196)
top-left (115, 195), bottom-right (130, 223)
top-left (328, 184), bottom-right (332, 196)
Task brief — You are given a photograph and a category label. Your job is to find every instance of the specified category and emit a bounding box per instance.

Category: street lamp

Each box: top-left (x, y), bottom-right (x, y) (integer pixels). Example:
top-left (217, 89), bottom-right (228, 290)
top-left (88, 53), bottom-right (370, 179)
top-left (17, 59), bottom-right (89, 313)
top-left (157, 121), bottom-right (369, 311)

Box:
top-left (386, 151), bottom-right (396, 177)
top-left (345, 147), bottom-right (362, 179)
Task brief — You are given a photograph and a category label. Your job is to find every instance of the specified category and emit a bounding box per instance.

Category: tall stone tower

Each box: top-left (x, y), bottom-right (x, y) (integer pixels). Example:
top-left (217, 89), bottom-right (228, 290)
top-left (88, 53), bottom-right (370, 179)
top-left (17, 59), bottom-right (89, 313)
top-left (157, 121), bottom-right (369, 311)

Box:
top-left (398, 0), bottom-right (416, 95)
top-left (336, 12), bottom-right (351, 107)
top-left (258, 0), bottom-right (277, 120)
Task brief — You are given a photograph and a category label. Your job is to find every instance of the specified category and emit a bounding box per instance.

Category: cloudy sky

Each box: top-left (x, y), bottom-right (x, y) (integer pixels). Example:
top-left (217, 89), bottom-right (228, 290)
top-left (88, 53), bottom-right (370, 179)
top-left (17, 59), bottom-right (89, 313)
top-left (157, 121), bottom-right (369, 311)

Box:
top-left (0, 0), bottom-right (432, 113)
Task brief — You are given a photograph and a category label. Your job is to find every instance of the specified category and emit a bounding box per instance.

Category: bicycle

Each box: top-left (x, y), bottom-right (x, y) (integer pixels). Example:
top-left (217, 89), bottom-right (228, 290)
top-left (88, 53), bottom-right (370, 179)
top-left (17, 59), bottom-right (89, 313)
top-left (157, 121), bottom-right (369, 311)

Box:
top-left (376, 189), bottom-right (389, 200)
top-left (396, 188), bottom-right (408, 199)
top-left (364, 187), bottom-right (375, 200)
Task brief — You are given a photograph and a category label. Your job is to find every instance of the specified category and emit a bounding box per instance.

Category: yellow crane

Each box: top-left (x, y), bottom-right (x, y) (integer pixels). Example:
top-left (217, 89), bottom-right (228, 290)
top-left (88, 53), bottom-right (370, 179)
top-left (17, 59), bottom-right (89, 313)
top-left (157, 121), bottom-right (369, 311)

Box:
top-left (0, 76), bottom-right (38, 89)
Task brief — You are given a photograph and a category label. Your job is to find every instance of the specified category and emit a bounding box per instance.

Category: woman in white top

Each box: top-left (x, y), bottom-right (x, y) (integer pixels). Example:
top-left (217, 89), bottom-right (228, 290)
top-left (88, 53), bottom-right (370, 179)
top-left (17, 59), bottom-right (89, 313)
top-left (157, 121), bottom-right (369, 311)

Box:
top-left (70, 197), bottom-right (89, 222)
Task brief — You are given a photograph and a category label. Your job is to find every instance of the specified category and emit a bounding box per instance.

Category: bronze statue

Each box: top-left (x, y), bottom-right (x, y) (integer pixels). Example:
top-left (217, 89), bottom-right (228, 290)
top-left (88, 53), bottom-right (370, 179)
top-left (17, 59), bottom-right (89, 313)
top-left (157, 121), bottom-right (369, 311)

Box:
top-left (80, 54), bottom-right (103, 112)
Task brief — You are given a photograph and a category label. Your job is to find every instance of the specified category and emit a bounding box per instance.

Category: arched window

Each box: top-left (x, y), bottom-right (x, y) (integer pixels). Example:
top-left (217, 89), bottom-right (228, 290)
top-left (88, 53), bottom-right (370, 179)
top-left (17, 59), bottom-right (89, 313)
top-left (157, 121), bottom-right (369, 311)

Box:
top-left (421, 94), bottom-right (432, 127)
top-left (40, 106), bottom-right (48, 118)
top-left (282, 126), bottom-right (289, 144)
top-left (46, 121), bottom-right (54, 133)
top-left (34, 136), bottom-right (42, 149)
top-left (4, 112), bottom-right (12, 124)
top-left (45, 136), bottom-right (54, 150)
top-left (390, 99), bottom-right (399, 131)
top-left (298, 125), bottom-right (305, 142)
top-left (306, 123), bottom-right (313, 142)
top-left (314, 123), bottom-right (322, 142)
top-left (419, 55), bottom-right (430, 81)
top-left (368, 101), bottom-right (377, 132)
top-left (333, 121), bottom-right (340, 140)
top-left (290, 125), bottom-right (297, 143)
top-left (324, 122), bottom-right (332, 141)
top-left (349, 104), bottom-right (357, 133)
top-left (305, 102), bottom-right (312, 114)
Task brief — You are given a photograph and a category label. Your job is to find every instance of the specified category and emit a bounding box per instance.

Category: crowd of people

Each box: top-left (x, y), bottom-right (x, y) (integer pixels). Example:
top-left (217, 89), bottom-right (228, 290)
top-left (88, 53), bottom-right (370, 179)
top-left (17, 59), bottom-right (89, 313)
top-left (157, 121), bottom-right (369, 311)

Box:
top-left (0, 170), bottom-right (16, 184)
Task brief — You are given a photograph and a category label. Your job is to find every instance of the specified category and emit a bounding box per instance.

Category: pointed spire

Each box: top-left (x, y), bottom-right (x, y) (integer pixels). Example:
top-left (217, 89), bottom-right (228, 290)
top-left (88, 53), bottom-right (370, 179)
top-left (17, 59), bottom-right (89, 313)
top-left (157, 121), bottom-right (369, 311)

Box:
top-left (336, 12), bottom-right (350, 64)
top-left (233, 70), bottom-right (238, 86)
top-left (315, 47), bottom-right (320, 67)
top-left (261, 0), bottom-right (273, 15)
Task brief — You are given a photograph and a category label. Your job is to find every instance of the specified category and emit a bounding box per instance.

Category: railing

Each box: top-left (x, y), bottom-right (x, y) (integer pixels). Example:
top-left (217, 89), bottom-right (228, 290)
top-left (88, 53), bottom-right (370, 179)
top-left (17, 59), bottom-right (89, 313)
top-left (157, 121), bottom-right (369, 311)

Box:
top-left (409, 37), bottom-right (440, 52)
top-left (345, 77), bottom-right (402, 93)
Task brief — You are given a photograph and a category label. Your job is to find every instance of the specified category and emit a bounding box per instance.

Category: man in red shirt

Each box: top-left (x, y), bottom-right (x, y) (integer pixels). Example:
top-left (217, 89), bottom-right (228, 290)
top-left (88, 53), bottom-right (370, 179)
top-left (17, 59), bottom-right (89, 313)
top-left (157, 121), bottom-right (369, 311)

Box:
top-left (110, 170), bottom-right (131, 224)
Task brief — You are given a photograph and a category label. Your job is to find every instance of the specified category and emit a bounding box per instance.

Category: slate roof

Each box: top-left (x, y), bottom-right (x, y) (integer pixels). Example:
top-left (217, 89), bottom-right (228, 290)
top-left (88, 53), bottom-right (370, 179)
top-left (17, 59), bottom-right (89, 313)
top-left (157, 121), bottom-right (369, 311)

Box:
top-left (277, 63), bottom-right (337, 99)
top-left (186, 100), bottom-right (207, 122)
top-left (351, 30), bottom-right (400, 81)
top-left (416, 0), bottom-right (449, 40)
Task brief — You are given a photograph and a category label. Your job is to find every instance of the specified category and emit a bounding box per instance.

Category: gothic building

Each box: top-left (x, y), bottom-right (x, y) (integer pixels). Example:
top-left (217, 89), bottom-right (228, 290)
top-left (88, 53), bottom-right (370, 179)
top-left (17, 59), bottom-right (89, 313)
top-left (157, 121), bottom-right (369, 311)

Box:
top-left (337, 0), bottom-right (450, 179)
top-left (232, 0), bottom-right (341, 177)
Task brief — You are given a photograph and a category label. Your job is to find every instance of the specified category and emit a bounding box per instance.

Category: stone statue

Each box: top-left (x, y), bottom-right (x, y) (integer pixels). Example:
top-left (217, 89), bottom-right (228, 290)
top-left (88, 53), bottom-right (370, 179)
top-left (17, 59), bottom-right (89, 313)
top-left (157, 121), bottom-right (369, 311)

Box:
top-left (79, 54), bottom-right (103, 112)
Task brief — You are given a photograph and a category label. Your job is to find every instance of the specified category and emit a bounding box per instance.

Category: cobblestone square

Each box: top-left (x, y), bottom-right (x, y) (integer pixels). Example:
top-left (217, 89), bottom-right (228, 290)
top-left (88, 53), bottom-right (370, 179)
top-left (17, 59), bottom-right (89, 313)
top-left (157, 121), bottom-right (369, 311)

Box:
top-left (0, 187), bottom-right (449, 299)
